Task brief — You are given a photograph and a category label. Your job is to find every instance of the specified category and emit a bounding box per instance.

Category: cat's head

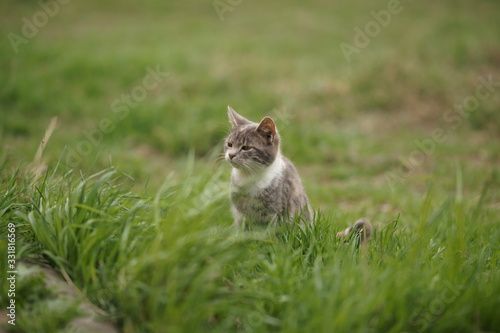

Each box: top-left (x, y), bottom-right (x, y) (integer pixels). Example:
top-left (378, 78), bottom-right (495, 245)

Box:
top-left (224, 106), bottom-right (280, 172)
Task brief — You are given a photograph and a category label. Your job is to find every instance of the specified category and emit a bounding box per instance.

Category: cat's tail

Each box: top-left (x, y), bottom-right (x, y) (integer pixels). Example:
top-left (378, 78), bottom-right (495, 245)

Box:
top-left (336, 218), bottom-right (372, 245)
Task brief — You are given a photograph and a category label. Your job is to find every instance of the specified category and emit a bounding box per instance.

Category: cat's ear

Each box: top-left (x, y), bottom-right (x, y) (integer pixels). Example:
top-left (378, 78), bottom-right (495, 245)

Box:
top-left (256, 117), bottom-right (277, 143)
top-left (227, 106), bottom-right (251, 127)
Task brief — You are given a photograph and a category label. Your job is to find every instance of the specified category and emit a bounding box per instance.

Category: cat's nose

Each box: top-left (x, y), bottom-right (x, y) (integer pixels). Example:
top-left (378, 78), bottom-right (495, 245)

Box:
top-left (229, 153), bottom-right (236, 160)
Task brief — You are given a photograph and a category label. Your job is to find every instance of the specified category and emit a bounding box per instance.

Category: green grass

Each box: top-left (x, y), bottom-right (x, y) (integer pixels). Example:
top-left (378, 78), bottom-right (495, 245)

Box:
top-left (1, 0), bottom-right (500, 332)
top-left (1, 158), bottom-right (499, 332)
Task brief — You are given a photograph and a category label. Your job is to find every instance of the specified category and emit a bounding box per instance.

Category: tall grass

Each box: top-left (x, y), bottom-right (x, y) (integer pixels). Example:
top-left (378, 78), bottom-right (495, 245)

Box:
top-left (1, 160), bottom-right (499, 332)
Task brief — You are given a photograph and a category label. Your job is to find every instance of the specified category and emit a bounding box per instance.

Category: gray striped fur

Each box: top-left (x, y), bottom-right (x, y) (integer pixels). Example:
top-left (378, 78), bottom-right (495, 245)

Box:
top-left (225, 106), bottom-right (312, 225)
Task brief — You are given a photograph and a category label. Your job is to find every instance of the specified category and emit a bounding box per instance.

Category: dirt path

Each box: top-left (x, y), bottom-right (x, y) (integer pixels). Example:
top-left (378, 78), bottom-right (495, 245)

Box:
top-left (1, 261), bottom-right (118, 333)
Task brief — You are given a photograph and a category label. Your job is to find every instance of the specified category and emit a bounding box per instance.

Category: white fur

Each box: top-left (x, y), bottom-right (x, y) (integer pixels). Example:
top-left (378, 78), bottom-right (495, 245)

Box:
top-left (231, 153), bottom-right (284, 195)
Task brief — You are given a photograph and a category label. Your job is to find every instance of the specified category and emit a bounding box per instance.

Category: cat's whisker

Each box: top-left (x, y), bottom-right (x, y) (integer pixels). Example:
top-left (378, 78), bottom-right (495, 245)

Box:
top-left (250, 165), bottom-right (260, 176)
top-left (242, 163), bottom-right (259, 177)
top-left (213, 153), bottom-right (228, 166)
top-left (215, 159), bottom-right (227, 167)
top-left (241, 165), bottom-right (251, 176)
top-left (214, 155), bottom-right (226, 163)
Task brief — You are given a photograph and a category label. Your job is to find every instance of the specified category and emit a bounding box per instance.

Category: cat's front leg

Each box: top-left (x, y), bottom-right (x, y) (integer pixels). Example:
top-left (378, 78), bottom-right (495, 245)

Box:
top-left (231, 206), bottom-right (244, 226)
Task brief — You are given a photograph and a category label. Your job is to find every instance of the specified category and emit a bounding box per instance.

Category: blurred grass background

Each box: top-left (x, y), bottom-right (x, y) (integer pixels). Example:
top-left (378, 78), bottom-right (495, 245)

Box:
top-left (1, 0), bottom-right (500, 332)
top-left (2, 0), bottom-right (500, 205)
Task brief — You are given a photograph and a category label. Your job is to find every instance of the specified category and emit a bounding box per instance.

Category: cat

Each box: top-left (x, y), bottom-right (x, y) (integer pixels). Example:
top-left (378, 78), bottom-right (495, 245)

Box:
top-left (224, 106), bottom-right (372, 242)
top-left (224, 106), bottom-right (312, 226)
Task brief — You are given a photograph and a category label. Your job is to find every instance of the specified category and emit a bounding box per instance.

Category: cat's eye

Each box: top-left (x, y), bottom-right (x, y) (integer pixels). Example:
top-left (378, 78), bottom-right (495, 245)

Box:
top-left (241, 146), bottom-right (252, 151)
top-left (227, 142), bottom-right (233, 148)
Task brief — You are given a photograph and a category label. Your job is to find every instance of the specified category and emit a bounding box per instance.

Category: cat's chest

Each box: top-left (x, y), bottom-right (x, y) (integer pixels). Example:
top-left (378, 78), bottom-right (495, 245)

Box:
top-left (230, 157), bottom-right (284, 196)
top-left (231, 175), bottom-right (279, 197)
top-left (230, 173), bottom-right (282, 217)
top-left (231, 176), bottom-right (279, 198)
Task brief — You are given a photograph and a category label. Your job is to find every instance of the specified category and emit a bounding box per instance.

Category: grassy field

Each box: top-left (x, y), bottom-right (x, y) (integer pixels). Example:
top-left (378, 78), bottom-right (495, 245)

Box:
top-left (1, 0), bottom-right (500, 332)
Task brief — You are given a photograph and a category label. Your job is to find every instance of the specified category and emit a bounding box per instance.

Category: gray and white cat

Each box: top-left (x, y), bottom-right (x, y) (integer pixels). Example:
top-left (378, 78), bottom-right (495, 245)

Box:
top-left (224, 106), bottom-right (372, 242)
top-left (225, 106), bottom-right (312, 226)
